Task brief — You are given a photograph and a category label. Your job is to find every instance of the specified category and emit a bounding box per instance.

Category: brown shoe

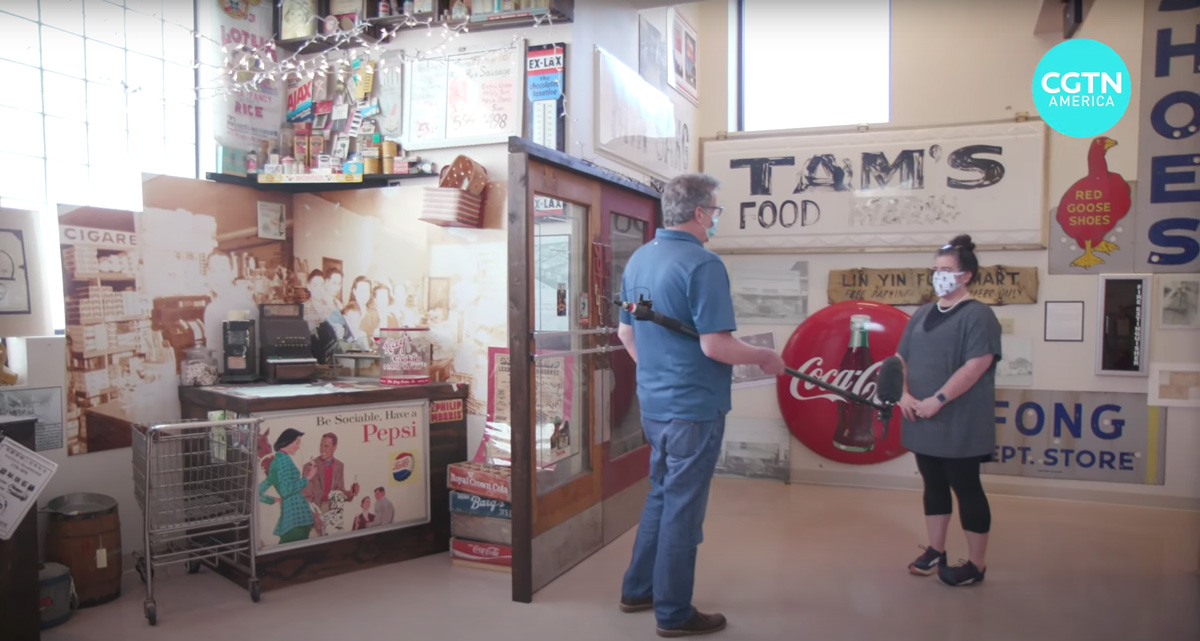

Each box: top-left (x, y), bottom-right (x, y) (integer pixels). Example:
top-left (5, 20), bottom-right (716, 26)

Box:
top-left (656, 610), bottom-right (727, 637)
top-left (619, 595), bottom-right (653, 613)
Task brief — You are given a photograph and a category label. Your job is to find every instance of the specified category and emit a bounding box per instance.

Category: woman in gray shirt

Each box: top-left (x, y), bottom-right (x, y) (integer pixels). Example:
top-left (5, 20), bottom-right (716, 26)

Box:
top-left (896, 235), bottom-right (1002, 587)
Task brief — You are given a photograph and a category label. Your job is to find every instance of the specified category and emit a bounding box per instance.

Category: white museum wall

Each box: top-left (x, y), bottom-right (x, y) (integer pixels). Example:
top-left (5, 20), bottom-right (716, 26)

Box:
top-left (699, 0), bottom-right (1200, 507)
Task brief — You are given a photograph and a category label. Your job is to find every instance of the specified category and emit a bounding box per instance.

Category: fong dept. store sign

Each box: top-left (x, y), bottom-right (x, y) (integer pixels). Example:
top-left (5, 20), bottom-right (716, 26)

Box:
top-left (985, 389), bottom-right (1165, 485)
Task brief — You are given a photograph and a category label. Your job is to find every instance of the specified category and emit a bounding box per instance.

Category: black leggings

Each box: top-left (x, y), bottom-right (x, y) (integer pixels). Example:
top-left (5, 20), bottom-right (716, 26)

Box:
top-left (914, 453), bottom-right (991, 534)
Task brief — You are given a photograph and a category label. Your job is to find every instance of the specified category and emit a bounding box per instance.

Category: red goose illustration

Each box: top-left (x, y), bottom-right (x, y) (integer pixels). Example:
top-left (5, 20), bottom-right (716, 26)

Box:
top-left (1055, 137), bottom-right (1132, 268)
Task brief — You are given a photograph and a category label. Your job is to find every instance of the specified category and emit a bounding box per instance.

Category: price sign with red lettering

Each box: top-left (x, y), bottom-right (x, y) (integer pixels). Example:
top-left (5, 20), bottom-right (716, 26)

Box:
top-left (403, 41), bottom-right (526, 150)
top-left (777, 300), bottom-right (910, 465)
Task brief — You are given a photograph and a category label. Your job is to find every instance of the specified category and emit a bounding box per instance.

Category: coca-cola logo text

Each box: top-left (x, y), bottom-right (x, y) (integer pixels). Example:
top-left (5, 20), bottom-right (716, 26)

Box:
top-left (788, 357), bottom-right (883, 404)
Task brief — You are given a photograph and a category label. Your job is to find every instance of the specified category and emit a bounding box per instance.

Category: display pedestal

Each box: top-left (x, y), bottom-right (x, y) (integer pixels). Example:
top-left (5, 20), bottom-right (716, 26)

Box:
top-left (179, 381), bottom-right (468, 591)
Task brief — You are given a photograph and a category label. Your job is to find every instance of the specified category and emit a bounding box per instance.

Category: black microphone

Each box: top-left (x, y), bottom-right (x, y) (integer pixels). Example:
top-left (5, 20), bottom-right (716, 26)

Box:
top-left (873, 355), bottom-right (904, 425)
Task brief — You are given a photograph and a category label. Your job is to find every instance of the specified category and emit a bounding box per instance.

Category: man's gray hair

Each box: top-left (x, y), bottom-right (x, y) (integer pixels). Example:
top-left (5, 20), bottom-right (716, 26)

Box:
top-left (661, 173), bottom-right (720, 227)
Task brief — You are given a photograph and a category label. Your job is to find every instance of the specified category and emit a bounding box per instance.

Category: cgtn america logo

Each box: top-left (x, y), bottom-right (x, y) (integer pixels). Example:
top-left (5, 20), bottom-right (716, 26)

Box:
top-left (1039, 71), bottom-right (1124, 108)
top-left (1032, 39), bottom-right (1132, 138)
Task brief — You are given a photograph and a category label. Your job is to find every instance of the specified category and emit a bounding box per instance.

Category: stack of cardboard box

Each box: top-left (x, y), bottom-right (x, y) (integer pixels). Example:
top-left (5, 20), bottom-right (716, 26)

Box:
top-left (446, 461), bottom-right (512, 573)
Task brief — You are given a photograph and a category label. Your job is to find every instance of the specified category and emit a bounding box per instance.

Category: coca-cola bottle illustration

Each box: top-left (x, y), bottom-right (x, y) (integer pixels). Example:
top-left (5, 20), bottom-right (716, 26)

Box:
top-left (833, 314), bottom-right (878, 452)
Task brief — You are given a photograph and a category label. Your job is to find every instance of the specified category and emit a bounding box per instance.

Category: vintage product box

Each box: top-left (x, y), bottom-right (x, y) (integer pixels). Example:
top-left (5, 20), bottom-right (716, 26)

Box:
top-left (294, 137), bottom-right (310, 168)
top-left (286, 79), bottom-right (314, 122)
top-left (449, 490), bottom-right (511, 519)
top-left (451, 513), bottom-right (512, 545)
top-left (446, 461), bottom-right (511, 501)
top-left (450, 537), bottom-right (512, 572)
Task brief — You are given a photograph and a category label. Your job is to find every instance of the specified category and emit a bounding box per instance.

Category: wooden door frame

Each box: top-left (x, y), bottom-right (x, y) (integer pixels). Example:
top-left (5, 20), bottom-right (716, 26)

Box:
top-left (507, 138), bottom-right (661, 604)
top-left (597, 188), bottom-right (658, 500)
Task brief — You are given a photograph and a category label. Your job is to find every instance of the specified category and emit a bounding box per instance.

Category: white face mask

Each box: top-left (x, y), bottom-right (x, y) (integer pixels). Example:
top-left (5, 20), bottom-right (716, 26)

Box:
top-left (932, 271), bottom-right (963, 297)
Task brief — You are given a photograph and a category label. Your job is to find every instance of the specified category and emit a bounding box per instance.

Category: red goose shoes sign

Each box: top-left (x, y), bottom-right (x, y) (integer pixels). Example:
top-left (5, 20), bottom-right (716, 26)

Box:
top-left (776, 301), bottom-right (910, 465)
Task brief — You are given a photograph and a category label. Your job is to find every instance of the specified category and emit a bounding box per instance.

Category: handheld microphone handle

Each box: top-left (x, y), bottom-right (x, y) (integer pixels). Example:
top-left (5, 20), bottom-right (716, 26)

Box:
top-left (783, 366), bottom-right (888, 412)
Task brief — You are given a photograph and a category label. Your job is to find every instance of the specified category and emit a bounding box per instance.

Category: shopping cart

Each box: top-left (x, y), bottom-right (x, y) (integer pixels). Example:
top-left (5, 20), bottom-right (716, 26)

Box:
top-left (131, 417), bottom-right (263, 625)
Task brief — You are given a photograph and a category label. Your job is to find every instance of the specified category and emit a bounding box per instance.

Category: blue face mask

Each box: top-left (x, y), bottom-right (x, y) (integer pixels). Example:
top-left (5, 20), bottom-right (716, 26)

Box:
top-left (705, 212), bottom-right (719, 239)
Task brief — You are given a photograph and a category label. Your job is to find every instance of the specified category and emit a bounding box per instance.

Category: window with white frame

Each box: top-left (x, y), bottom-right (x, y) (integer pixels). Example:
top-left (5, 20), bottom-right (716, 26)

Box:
top-left (0, 0), bottom-right (198, 211)
top-left (740, 0), bottom-right (890, 132)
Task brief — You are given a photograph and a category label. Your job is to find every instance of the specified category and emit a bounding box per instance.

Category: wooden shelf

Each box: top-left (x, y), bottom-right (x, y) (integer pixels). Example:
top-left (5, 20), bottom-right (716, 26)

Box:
top-left (272, 0), bottom-right (573, 52)
top-left (73, 272), bottom-right (137, 282)
top-left (70, 345), bottom-right (136, 359)
top-left (206, 172), bottom-right (437, 193)
top-left (78, 315), bottom-right (143, 326)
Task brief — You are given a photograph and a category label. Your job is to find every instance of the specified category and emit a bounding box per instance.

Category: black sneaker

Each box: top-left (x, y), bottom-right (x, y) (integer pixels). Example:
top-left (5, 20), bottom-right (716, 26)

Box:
top-left (938, 559), bottom-right (986, 586)
top-left (656, 610), bottom-right (727, 638)
top-left (908, 545), bottom-right (946, 576)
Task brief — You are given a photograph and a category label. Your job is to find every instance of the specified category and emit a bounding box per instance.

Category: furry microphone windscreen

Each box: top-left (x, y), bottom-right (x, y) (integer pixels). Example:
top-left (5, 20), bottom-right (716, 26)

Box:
top-left (875, 356), bottom-right (905, 404)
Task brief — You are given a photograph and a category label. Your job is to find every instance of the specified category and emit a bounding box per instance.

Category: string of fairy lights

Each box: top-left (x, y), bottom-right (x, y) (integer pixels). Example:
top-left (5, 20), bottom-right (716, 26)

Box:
top-left (202, 4), bottom-right (561, 100)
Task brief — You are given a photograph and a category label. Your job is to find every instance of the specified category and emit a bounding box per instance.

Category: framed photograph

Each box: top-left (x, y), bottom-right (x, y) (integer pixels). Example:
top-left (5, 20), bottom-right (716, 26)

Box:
top-left (427, 276), bottom-right (450, 314)
top-left (1044, 300), bottom-right (1084, 342)
top-left (1158, 275), bottom-right (1199, 329)
top-left (666, 8), bottom-right (699, 105)
top-left (638, 15), bottom-right (668, 92)
top-left (0, 229), bottom-right (31, 315)
top-left (1095, 274), bottom-right (1150, 377)
top-left (997, 335), bottom-right (1034, 387)
top-left (1148, 362), bottom-right (1200, 408)
top-left (257, 201), bottom-right (287, 241)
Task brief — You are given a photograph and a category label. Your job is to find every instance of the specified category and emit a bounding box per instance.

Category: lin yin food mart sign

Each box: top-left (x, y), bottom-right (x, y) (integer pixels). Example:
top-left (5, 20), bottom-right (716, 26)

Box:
top-left (702, 121), bottom-right (1047, 253)
top-left (985, 389), bottom-right (1166, 485)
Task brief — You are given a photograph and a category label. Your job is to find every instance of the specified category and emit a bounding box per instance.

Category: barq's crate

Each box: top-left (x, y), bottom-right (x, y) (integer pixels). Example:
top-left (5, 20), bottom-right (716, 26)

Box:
top-left (419, 187), bottom-right (484, 228)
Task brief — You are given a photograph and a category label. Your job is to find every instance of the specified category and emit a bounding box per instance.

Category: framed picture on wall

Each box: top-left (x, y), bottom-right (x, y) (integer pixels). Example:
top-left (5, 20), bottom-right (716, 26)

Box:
top-left (666, 8), bottom-right (699, 105)
top-left (1148, 362), bottom-right (1200, 408)
top-left (1095, 274), bottom-right (1150, 377)
top-left (1157, 274), bottom-right (1199, 330)
top-left (1043, 300), bottom-right (1084, 342)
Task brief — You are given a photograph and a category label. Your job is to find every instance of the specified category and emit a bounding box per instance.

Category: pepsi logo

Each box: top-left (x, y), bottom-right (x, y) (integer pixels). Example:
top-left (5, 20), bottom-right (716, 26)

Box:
top-left (392, 453), bottom-right (416, 482)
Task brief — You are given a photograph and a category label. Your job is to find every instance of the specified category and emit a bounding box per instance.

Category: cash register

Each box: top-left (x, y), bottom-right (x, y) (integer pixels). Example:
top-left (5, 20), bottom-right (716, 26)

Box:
top-left (258, 303), bottom-right (318, 383)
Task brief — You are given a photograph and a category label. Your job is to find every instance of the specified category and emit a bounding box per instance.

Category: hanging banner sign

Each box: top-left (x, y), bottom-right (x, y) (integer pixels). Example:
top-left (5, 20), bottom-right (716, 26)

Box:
top-left (702, 121), bottom-right (1047, 252)
top-left (203, 0), bottom-right (285, 149)
top-left (1133, 0), bottom-right (1200, 273)
top-left (985, 389), bottom-right (1166, 485)
top-left (827, 265), bottom-right (1039, 306)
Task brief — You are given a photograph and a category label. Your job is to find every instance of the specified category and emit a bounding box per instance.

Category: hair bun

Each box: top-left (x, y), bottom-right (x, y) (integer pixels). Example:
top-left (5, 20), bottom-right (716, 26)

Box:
top-left (949, 234), bottom-right (975, 252)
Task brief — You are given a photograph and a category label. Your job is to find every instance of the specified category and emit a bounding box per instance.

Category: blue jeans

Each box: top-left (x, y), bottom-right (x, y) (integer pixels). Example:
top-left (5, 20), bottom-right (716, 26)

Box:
top-left (621, 413), bottom-right (726, 628)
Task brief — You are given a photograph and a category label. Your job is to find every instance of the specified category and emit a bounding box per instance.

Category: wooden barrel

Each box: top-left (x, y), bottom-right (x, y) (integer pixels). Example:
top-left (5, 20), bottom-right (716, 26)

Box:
top-left (43, 493), bottom-right (122, 607)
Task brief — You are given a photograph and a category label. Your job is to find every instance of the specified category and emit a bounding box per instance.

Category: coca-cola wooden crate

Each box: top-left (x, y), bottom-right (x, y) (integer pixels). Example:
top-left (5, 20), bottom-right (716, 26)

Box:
top-left (451, 513), bottom-right (512, 545)
top-left (450, 537), bottom-right (512, 573)
top-left (449, 490), bottom-right (512, 519)
top-left (447, 462), bottom-right (511, 502)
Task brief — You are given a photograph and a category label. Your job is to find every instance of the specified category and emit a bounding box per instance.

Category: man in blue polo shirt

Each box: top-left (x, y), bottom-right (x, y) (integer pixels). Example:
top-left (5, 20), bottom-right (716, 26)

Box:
top-left (617, 173), bottom-right (785, 637)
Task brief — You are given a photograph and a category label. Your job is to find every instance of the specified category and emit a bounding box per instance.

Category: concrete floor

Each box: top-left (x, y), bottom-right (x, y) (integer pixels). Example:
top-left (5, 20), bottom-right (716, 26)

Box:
top-left (42, 478), bottom-right (1200, 641)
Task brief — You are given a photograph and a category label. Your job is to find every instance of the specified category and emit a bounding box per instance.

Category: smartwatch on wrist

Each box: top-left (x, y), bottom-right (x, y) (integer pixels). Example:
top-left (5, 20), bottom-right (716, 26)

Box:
top-left (935, 392), bottom-right (947, 404)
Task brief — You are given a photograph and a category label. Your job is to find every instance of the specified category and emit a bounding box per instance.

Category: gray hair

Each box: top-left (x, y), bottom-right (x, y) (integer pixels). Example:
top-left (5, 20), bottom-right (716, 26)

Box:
top-left (661, 173), bottom-right (719, 227)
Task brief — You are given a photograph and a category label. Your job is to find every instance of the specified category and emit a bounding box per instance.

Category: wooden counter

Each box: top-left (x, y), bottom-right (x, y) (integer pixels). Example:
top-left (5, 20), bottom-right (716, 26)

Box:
top-left (179, 381), bottom-right (468, 591)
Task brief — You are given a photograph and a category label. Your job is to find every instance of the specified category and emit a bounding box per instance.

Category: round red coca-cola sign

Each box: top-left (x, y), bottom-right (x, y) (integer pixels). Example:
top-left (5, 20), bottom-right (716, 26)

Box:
top-left (777, 300), bottom-right (911, 465)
